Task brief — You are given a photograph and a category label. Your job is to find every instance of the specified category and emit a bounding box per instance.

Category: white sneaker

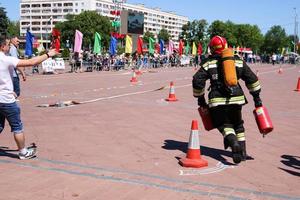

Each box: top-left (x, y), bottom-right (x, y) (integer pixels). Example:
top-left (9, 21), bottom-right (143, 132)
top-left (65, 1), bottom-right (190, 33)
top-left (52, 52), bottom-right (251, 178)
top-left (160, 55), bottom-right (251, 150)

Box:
top-left (19, 147), bottom-right (37, 160)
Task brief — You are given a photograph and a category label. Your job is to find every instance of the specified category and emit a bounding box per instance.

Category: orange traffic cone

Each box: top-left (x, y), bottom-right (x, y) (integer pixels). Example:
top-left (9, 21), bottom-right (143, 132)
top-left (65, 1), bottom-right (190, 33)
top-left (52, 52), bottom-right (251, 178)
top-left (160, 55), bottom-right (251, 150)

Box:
top-left (165, 81), bottom-right (178, 101)
top-left (130, 70), bottom-right (138, 83)
top-left (295, 77), bottom-right (300, 92)
top-left (179, 120), bottom-right (208, 168)
top-left (278, 66), bottom-right (283, 74)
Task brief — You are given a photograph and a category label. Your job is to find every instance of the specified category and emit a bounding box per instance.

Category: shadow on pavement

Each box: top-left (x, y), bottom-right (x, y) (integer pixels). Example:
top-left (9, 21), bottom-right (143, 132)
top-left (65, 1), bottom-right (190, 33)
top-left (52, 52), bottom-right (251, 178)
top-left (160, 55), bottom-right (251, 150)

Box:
top-left (162, 139), bottom-right (234, 165)
top-left (279, 154), bottom-right (300, 177)
top-left (0, 146), bottom-right (19, 159)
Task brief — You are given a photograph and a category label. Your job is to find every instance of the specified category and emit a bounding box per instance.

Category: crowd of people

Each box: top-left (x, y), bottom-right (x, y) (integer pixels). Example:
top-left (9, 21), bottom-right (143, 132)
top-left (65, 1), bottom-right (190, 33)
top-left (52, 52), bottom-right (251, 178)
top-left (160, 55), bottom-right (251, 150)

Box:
top-left (64, 49), bottom-right (299, 74)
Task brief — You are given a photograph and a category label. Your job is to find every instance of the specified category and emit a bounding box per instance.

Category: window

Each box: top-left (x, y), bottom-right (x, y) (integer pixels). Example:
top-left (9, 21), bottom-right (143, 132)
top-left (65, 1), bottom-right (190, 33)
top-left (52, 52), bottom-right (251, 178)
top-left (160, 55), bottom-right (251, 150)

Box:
top-left (32, 4), bottom-right (40, 8)
top-left (64, 3), bottom-right (73, 6)
top-left (42, 4), bottom-right (51, 7)
top-left (21, 4), bottom-right (30, 8)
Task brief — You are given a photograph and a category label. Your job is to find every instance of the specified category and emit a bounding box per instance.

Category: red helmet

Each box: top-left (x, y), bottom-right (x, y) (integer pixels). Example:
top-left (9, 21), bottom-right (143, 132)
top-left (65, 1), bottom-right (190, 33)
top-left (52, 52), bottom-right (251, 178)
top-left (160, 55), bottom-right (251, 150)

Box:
top-left (209, 36), bottom-right (228, 54)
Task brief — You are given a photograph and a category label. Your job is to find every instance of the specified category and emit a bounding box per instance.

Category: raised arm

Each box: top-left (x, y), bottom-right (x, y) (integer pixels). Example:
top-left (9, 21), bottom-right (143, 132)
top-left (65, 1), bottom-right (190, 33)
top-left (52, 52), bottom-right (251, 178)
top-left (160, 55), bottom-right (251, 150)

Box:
top-left (17, 49), bottom-right (58, 68)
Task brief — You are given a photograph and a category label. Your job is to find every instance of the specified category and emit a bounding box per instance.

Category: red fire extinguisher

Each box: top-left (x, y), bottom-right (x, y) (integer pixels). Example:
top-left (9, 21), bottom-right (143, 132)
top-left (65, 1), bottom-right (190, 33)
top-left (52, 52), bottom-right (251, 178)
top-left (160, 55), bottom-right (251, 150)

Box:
top-left (253, 106), bottom-right (273, 136)
top-left (198, 107), bottom-right (214, 131)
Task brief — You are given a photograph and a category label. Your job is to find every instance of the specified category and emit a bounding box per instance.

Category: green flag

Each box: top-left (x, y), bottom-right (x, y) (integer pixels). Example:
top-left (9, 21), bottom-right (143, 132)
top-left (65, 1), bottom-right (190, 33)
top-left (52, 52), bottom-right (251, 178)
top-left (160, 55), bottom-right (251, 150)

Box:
top-left (185, 42), bottom-right (190, 55)
top-left (149, 37), bottom-right (155, 54)
top-left (202, 43), bottom-right (208, 54)
top-left (93, 32), bottom-right (101, 54)
top-left (112, 21), bottom-right (121, 27)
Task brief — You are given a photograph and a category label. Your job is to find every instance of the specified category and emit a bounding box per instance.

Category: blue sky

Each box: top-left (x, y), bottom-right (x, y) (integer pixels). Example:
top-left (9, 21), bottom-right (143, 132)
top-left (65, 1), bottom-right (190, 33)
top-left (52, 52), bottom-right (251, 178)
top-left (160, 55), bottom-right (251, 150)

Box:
top-left (1, 0), bottom-right (299, 35)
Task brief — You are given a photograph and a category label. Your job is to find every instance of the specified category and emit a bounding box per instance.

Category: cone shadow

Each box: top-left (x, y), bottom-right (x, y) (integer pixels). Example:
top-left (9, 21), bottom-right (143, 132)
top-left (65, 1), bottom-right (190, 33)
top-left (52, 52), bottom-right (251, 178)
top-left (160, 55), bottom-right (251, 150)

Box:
top-left (162, 139), bottom-right (234, 165)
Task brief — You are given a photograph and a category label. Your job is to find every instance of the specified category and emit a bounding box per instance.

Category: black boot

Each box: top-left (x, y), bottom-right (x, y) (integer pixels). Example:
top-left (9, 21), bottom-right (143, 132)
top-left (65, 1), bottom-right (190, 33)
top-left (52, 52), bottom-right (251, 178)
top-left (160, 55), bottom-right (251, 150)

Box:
top-left (224, 134), bottom-right (242, 164)
top-left (239, 141), bottom-right (254, 161)
top-left (239, 141), bottom-right (247, 161)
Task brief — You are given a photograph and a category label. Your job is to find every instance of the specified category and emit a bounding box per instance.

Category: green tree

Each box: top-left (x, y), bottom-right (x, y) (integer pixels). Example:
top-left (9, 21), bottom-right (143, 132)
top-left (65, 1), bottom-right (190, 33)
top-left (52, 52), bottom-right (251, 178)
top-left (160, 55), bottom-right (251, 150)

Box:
top-left (208, 20), bottom-right (264, 53)
top-left (208, 20), bottom-right (237, 46)
top-left (143, 31), bottom-right (155, 43)
top-left (158, 28), bottom-right (170, 42)
top-left (55, 11), bottom-right (112, 50)
top-left (234, 24), bottom-right (263, 53)
top-left (262, 25), bottom-right (288, 54)
top-left (0, 7), bottom-right (9, 36)
top-left (180, 19), bottom-right (208, 44)
top-left (7, 20), bottom-right (20, 36)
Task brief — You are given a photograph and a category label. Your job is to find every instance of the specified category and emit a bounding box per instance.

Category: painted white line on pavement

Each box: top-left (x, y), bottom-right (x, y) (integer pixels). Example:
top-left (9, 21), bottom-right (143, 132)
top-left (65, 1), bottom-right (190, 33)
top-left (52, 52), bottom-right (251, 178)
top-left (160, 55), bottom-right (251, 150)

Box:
top-left (179, 162), bottom-right (234, 176)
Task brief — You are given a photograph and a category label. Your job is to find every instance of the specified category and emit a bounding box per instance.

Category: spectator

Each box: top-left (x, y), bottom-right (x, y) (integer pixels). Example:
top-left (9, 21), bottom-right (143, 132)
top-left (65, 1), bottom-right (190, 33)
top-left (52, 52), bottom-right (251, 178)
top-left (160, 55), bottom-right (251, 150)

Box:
top-left (0, 36), bottom-right (58, 159)
top-left (8, 36), bottom-right (26, 98)
top-left (272, 53), bottom-right (277, 65)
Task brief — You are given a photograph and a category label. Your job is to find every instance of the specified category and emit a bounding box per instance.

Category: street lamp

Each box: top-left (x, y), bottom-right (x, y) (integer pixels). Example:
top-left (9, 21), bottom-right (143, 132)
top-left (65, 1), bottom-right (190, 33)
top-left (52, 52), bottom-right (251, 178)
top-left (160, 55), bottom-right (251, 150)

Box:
top-left (293, 8), bottom-right (298, 54)
top-left (46, 16), bottom-right (53, 50)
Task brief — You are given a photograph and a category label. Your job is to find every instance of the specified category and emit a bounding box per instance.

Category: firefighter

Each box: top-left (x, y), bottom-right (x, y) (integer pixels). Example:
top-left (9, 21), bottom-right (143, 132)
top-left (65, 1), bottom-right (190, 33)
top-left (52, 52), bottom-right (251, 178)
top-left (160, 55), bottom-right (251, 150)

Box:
top-left (192, 36), bottom-right (262, 164)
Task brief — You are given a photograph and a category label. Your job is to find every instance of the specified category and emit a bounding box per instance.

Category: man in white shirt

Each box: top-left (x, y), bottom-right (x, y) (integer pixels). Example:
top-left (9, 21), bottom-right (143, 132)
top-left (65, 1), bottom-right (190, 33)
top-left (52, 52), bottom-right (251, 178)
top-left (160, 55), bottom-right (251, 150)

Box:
top-left (0, 35), bottom-right (58, 159)
top-left (272, 53), bottom-right (277, 65)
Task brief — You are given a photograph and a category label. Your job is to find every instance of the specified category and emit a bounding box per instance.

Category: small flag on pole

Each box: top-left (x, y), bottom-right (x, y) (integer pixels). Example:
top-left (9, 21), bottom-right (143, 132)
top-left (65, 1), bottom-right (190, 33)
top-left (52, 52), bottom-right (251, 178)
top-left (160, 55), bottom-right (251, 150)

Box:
top-left (93, 32), bottom-right (101, 54)
top-left (168, 40), bottom-right (174, 55)
top-left (149, 37), bottom-right (155, 54)
top-left (179, 39), bottom-right (184, 56)
top-left (159, 39), bottom-right (164, 54)
top-left (125, 34), bottom-right (133, 54)
top-left (25, 29), bottom-right (34, 57)
top-left (74, 30), bottom-right (83, 53)
top-left (109, 36), bottom-right (117, 56)
top-left (192, 42), bottom-right (197, 56)
top-left (137, 36), bottom-right (143, 55)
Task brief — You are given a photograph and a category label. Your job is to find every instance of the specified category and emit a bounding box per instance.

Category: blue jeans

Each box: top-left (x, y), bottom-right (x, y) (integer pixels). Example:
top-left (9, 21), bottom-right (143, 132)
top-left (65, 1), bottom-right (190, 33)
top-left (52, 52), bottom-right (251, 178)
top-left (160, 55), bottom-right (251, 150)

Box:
top-left (0, 102), bottom-right (23, 134)
top-left (13, 76), bottom-right (20, 97)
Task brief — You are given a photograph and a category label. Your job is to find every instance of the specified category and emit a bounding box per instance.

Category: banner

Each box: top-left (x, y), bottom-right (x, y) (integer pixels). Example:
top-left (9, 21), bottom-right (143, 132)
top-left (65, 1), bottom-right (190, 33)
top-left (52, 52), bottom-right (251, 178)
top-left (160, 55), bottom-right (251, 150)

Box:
top-left (93, 32), bottom-right (101, 54)
top-left (74, 30), bottom-right (83, 53)
top-left (41, 58), bottom-right (65, 73)
top-left (125, 35), bottom-right (133, 54)
top-left (52, 28), bottom-right (61, 52)
top-left (179, 39), bottom-right (184, 56)
top-left (109, 36), bottom-right (117, 56)
top-left (25, 29), bottom-right (34, 57)
top-left (198, 43), bottom-right (202, 55)
top-left (159, 39), bottom-right (164, 54)
top-left (185, 42), bottom-right (190, 55)
top-left (137, 37), bottom-right (143, 55)
top-left (149, 37), bottom-right (155, 54)
top-left (168, 40), bottom-right (174, 55)
top-left (192, 42), bottom-right (197, 56)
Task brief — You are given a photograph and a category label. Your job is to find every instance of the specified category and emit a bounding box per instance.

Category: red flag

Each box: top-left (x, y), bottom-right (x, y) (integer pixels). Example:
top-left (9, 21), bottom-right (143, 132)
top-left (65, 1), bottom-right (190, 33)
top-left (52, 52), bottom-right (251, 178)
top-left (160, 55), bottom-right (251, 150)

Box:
top-left (198, 43), bottom-right (202, 55)
top-left (155, 43), bottom-right (160, 54)
top-left (53, 38), bottom-right (60, 52)
top-left (52, 28), bottom-right (60, 37)
top-left (179, 39), bottom-right (184, 56)
top-left (137, 37), bottom-right (143, 55)
top-left (52, 28), bottom-right (61, 51)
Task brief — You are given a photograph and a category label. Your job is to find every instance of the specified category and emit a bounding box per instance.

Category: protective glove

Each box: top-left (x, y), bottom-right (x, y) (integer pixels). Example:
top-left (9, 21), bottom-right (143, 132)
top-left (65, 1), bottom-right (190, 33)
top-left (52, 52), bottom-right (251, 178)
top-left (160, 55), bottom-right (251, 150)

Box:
top-left (198, 96), bottom-right (208, 108)
top-left (253, 96), bottom-right (263, 108)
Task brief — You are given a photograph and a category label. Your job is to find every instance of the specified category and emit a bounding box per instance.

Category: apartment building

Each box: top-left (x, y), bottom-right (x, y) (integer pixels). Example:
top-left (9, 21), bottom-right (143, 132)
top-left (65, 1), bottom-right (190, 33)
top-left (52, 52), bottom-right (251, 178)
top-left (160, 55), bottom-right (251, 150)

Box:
top-left (20, 0), bottom-right (189, 45)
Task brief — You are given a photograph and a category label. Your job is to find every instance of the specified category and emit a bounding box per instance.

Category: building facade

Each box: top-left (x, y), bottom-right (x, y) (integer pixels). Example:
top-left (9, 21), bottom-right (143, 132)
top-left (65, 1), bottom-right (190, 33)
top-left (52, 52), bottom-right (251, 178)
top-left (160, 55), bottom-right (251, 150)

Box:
top-left (20, 0), bottom-right (189, 46)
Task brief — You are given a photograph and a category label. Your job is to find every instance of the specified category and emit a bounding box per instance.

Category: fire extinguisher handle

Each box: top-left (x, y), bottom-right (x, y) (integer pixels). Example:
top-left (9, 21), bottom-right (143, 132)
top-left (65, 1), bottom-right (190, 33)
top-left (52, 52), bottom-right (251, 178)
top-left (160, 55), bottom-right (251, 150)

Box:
top-left (253, 97), bottom-right (263, 108)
